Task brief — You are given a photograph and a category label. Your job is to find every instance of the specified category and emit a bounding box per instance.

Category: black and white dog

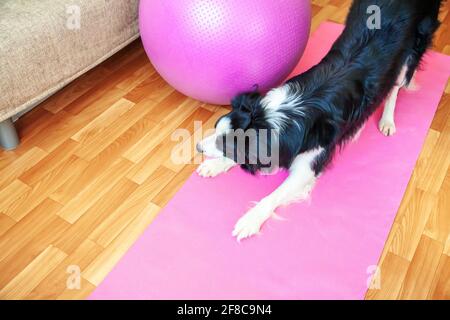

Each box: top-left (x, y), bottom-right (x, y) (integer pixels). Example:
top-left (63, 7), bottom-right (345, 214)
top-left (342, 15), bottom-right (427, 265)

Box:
top-left (196, 0), bottom-right (442, 241)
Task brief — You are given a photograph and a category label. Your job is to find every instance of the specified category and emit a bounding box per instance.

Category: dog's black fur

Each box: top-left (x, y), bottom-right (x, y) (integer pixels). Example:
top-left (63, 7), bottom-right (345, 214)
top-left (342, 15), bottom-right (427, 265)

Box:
top-left (217, 0), bottom-right (442, 174)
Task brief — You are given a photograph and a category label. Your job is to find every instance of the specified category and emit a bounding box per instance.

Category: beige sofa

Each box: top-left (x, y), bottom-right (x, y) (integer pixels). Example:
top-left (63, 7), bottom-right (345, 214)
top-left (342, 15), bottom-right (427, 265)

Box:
top-left (0, 0), bottom-right (139, 149)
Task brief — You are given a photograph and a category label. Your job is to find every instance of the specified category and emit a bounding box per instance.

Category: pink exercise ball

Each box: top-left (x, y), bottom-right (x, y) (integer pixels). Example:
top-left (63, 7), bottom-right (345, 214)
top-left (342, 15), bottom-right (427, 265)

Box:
top-left (139, 0), bottom-right (311, 105)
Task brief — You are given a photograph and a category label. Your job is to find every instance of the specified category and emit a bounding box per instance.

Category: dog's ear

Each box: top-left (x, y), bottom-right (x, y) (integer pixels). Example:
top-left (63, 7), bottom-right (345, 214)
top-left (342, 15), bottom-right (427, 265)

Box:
top-left (231, 92), bottom-right (262, 115)
top-left (230, 92), bottom-right (262, 129)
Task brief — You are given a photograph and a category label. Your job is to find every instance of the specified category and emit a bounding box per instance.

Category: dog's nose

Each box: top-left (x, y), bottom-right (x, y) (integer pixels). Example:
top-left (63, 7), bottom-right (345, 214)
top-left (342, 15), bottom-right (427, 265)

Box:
top-left (196, 143), bottom-right (203, 153)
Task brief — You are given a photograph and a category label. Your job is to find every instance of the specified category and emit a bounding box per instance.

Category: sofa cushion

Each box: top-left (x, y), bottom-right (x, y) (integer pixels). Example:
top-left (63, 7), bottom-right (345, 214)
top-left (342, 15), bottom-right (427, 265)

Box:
top-left (0, 0), bottom-right (139, 122)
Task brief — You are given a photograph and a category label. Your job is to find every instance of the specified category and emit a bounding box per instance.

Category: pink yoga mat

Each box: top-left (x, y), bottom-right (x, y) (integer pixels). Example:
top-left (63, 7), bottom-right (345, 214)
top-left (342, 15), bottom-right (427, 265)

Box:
top-left (91, 22), bottom-right (450, 300)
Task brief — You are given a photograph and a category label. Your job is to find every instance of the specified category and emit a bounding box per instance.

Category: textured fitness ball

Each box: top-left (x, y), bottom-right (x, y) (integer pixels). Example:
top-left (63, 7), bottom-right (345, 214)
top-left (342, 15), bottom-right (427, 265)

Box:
top-left (139, 0), bottom-right (311, 105)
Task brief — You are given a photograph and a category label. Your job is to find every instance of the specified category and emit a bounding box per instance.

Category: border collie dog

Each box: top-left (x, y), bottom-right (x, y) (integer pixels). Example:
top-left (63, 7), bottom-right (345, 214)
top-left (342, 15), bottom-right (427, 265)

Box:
top-left (196, 0), bottom-right (442, 241)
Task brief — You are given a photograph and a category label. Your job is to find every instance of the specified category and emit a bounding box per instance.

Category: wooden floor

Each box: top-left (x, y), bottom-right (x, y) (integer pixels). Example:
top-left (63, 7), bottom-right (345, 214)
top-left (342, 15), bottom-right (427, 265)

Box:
top-left (0, 0), bottom-right (449, 300)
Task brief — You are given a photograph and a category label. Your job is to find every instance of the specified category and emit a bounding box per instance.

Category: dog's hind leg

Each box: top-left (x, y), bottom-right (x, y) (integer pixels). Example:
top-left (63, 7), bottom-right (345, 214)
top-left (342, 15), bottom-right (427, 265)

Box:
top-left (405, 13), bottom-right (441, 91)
top-left (405, 71), bottom-right (419, 91)
top-left (379, 85), bottom-right (401, 136)
top-left (379, 65), bottom-right (408, 136)
top-left (381, 12), bottom-right (441, 134)
top-left (232, 147), bottom-right (323, 241)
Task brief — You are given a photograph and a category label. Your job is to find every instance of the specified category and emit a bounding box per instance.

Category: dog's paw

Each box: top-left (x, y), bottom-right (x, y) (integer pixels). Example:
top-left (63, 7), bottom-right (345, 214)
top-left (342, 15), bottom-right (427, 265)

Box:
top-left (378, 119), bottom-right (396, 136)
top-left (405, 77), bottom-right (420, 92)
top-left (196, 158), bottom-right (235, 178)
top-left (232, 204), bottom-right (272, 241)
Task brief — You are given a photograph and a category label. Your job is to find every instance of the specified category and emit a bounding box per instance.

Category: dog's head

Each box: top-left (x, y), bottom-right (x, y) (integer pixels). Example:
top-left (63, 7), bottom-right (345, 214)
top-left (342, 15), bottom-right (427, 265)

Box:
top-left (197, 92), bottom-right (279, 174)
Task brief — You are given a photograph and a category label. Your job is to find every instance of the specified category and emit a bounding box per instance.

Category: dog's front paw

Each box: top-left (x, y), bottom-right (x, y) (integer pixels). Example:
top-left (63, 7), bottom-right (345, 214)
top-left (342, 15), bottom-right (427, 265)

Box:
top-left (232, 204), bottom-right (272, 241)
top-left (378, 119), bottom-right (396, 136)
top-left (196, 158), bottom-right (235, 178)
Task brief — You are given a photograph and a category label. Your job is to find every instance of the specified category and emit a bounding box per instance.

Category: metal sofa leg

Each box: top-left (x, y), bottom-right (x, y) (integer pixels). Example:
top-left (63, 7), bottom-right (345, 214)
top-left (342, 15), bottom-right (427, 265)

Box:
top-left (0, 118), bottom-right (20, 150)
